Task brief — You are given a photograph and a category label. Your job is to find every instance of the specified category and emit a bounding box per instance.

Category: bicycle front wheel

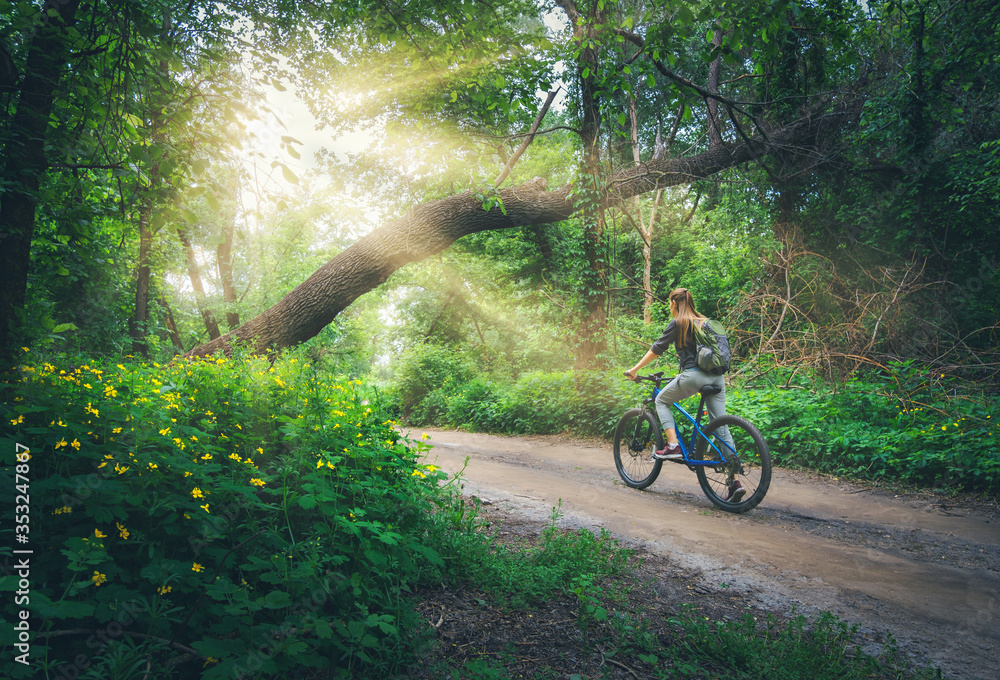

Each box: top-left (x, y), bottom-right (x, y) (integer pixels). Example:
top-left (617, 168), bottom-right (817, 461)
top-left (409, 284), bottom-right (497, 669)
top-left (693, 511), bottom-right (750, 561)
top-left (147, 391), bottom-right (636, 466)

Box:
top-left (613, 408), bottom-right (663, 490)
top-left (692, 415), bottom-right (771, 513)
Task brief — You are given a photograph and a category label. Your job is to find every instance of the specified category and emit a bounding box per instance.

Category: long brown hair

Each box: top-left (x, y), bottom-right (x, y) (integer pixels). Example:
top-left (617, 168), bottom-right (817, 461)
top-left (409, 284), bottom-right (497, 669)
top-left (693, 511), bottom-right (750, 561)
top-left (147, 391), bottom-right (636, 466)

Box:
top-left (669, 288), bottom-right (706, 349)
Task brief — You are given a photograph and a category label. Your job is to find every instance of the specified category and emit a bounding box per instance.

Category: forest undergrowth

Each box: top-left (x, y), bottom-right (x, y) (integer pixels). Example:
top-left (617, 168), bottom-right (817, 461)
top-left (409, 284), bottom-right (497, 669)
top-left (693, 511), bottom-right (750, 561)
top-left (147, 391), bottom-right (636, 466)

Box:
top-left (390, 344), bottom-right (1000, 494)
top-left (0, 349), bottom-right (949, 679)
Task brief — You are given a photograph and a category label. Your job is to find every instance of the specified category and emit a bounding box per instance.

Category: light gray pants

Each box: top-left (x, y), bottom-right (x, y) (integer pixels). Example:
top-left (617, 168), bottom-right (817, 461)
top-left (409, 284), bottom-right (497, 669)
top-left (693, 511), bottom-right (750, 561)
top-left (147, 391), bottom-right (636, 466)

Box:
top-left (654, 369), bottom-right (734, 451)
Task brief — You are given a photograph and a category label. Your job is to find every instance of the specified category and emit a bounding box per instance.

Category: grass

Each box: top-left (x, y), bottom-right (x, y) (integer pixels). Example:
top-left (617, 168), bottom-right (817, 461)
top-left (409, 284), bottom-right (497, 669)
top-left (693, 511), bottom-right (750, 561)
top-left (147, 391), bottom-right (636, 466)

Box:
top-left (414, 500), bottom-right (942, 680)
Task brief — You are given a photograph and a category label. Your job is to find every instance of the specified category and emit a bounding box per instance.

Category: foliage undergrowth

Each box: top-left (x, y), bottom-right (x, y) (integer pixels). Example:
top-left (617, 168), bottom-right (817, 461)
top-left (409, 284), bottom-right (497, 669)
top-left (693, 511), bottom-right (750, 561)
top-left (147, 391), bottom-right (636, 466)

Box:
top-left (389, 356), bottom-right (999, 492)
top-left (1, 348), bottom-right (453, 679)
top-left (655, 606), bottom-right (939, 680)
top-left (0, 349), bottom-right (662, 679)
top-left (730, 360), bottom-right (1000, 491)
top-left (427, 499), bottom-right (632, 610)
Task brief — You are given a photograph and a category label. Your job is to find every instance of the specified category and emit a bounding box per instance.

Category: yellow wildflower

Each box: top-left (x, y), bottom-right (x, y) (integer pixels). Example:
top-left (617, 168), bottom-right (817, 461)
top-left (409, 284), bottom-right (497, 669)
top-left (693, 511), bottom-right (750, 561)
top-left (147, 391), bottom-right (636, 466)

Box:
top-left (192, 563), bottom-right (204, 572)
top-left (94, 529), bottom-right (106, 538)
top-left (250, 478), bottom-right (265, 487)
top-left (92, 572), bottom-right (107, 586)
top-left (191, 487), bottom-right (204, 498)
top-left (116, 522), bottom-right (129, 540)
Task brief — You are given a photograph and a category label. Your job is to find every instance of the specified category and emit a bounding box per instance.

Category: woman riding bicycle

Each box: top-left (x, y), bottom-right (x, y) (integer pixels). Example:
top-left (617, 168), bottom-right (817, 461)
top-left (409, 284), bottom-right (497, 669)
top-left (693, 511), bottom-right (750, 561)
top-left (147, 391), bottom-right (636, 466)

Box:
top-left (623, 288), bottom-right (742, 501)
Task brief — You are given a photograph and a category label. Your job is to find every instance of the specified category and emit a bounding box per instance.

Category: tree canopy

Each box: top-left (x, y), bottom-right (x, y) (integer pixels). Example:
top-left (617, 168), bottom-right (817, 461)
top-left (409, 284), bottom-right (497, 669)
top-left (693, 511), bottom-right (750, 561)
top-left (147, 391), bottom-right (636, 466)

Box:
top-left (1, 0), bottom-right (997, 377)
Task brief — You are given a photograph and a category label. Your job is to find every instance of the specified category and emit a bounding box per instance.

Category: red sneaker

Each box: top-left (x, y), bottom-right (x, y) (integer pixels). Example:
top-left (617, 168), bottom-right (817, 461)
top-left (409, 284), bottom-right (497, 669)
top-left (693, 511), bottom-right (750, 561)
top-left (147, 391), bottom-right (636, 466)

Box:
top-left (652, 443), bottom-right (683, 460)
top-left (724, 480), bottom-right (746, 503)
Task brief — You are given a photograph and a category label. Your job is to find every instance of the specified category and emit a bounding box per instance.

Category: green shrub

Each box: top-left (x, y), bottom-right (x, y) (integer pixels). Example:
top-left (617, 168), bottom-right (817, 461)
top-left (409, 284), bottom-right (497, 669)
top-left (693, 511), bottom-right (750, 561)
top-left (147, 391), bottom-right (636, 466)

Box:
top-left (728, 361), bottom-right (1000, 490)
top-left (424, 500), bottom-right (632, 609)
top-left (0, 350), bottom-right (449, 679)
top-left (389, 344), bottom-right (475, 418)
top-left (443, 377), bottom-right (503, 431)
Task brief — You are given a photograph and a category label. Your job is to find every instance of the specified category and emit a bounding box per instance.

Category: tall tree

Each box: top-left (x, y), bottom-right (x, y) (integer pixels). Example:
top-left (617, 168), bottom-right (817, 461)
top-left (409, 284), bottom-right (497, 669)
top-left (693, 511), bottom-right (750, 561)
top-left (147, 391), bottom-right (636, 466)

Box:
top-left (0, 0), bottom-right (278, 357)
top-left (0, 0), bottom-right (82, 354)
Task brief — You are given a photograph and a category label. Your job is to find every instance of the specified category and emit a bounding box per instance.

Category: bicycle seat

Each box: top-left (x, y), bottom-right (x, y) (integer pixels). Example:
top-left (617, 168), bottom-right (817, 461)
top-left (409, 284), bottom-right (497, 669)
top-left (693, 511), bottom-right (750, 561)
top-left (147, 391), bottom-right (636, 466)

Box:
top-left (699, 384), bottom-right (722, 396)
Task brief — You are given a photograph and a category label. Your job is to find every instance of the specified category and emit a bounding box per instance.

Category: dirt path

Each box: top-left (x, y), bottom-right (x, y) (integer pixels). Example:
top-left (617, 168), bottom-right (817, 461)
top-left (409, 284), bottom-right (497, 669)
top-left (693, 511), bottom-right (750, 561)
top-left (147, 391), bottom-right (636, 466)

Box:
top-left (411, 427), bottom-right (1000, 680)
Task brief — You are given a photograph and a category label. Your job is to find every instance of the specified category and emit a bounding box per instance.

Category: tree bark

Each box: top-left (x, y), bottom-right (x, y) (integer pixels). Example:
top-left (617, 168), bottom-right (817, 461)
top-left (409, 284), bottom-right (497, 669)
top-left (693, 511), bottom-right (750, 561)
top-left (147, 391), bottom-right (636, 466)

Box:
top-left (130, 207), bottom-right (155, 356)
top-left (177, 226), bottom-right (222, 341)
top-left (628, 97), bottom-right (665, 326)
top-left (185, 109), bottom-right (856, 359)
top-left (158, 295), bottom-right (185, 352)
top-left (557, 0), bottom-right (608, 368)
top-left (707, 26), bottom-right (725, 149)
top-left (217, 216), bottom-right (240, 330)
top-left (0, 0), bottom-right (82, 355)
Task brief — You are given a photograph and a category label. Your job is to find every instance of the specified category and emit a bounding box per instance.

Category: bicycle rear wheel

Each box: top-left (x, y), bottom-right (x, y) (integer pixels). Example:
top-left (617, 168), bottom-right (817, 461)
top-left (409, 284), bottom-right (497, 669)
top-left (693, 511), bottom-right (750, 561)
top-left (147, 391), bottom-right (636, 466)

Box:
top-left (692, 415), bottom-right (771, 513)
top-left (613, 408), bottom-right (663, 489)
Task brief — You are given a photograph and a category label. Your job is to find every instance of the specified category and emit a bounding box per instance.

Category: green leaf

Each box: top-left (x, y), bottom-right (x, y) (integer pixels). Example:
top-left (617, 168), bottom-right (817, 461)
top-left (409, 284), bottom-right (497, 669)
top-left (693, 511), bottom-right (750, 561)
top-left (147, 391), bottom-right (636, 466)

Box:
top-left (51, 323), bottom-right (78, 333)
top-left (30, 591), bottom-right (95, 619)
top-left (263, 590), bottom-right (293, 609)
top-left (281, 164), bottom-right (299, 184)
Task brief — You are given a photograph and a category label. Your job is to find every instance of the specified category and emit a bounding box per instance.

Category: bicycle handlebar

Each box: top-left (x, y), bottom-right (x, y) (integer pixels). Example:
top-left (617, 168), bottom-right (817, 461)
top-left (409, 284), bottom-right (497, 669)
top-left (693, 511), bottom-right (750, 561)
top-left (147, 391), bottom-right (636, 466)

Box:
top-left (625, 371), bottom-right (666, 384)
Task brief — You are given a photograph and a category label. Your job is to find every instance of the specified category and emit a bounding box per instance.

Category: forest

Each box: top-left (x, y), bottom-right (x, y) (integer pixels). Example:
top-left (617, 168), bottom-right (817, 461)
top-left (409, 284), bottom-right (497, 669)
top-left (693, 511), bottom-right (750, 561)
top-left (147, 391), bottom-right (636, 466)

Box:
top-left (1, 0), bottom-right (997, 677)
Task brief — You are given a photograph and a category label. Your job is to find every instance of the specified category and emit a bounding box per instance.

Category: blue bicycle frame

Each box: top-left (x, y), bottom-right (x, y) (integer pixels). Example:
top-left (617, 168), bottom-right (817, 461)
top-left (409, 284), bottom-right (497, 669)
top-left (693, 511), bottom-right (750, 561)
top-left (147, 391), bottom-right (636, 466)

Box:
top-left (650, 386), bottom-right (731, 467)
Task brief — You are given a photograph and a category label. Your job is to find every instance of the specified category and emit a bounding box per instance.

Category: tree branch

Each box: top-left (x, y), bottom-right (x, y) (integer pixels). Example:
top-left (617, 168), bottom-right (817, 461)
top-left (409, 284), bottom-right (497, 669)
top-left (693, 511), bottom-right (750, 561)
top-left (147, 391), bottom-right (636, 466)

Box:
top-left (184, 107), bottom-right (859, 358)
top-left (494, 89), bottom-right (559, 188)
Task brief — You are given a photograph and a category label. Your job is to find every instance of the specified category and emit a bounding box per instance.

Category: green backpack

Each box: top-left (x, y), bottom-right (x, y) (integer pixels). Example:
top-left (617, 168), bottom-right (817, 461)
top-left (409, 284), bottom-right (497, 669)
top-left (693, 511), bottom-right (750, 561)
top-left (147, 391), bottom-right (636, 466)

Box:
top-left (693, 319), bottom-right (731, 376)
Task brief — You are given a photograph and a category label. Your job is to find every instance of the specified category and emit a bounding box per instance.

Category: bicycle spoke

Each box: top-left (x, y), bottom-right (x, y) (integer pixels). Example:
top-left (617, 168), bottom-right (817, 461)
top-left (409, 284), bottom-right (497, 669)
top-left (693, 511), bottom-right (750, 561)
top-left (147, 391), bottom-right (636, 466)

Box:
top-left (692, 415), bottom-right (771, 513)
top-left (613, 408), bottom-right (663, 490)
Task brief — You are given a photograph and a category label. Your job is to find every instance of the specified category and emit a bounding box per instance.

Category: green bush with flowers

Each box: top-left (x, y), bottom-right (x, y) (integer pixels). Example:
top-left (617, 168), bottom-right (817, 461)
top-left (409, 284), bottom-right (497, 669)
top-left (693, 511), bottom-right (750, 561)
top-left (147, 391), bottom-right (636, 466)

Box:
top-left (728, 361), bottom-right (1000, 490)
top-left (0, 349), bottom-right (450, 679)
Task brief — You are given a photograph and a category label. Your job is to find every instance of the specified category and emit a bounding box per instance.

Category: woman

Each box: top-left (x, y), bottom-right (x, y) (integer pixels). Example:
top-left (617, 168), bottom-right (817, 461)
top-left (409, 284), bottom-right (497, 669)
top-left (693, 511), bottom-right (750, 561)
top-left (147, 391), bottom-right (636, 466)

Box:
top-left (624, 288), bottom-right (742, 501)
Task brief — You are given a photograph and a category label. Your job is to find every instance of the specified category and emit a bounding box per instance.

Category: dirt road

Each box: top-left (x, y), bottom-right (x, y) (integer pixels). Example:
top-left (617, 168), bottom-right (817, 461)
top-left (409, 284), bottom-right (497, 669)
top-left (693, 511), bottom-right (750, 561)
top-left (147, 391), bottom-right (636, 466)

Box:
top-left (412, 427), bottom-right (1000, 680)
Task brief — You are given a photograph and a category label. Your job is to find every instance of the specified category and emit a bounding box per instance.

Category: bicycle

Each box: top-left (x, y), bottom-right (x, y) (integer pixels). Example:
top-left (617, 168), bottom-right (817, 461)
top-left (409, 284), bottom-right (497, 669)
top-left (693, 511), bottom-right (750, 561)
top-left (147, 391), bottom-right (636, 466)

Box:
top-left (613, 372), bottom-right (771, 513)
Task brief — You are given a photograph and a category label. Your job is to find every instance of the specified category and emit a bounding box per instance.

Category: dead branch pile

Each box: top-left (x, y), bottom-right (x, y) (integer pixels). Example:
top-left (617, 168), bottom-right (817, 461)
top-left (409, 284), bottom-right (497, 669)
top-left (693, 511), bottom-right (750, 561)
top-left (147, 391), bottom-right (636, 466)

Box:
top-left (725, 230), bottom-right (1000, 383)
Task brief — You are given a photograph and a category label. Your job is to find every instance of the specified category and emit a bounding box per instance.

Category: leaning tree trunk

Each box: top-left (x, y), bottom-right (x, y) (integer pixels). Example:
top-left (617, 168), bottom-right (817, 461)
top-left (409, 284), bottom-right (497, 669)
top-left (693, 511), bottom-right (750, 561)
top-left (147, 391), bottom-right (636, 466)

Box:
top-left (184, 110), bottom-right (856, 359)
